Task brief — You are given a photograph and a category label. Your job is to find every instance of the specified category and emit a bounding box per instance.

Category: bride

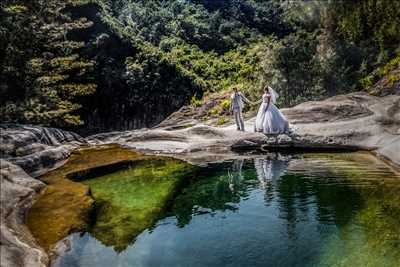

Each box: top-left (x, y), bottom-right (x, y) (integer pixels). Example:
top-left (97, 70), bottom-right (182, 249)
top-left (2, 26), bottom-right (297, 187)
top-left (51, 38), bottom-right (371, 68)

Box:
top-left (254, 85), bottom-right (290, 134)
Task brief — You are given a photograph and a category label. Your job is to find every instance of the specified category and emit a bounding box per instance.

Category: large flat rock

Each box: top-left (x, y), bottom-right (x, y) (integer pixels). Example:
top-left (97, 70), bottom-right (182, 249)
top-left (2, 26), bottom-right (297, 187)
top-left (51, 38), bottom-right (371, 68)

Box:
top-left (90, 92), bottom-right (400, 167)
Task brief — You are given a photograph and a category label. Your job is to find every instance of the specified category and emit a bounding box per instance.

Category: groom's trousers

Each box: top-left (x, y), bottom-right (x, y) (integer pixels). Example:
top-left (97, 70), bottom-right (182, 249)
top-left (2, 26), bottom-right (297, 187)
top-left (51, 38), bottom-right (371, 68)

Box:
top-left (233, 108), bottom-right (245, 131)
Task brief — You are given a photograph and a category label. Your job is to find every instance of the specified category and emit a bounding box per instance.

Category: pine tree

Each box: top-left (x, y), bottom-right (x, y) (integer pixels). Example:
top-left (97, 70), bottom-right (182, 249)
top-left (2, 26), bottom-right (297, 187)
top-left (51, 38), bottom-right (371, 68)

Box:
top-left (23, 0), bottom-right (96, 126)
top-left (1, 0), bottom-right (96, 127)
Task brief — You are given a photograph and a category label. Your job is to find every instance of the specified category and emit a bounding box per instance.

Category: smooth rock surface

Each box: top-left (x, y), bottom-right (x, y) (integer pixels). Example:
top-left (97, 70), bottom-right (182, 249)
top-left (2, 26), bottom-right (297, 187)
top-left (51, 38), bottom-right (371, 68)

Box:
top-left (0, 160), bottom-right (48, 267)
top-left (280, 92), bottom-right (400, 166)
top-left (0, 124), bottom-right (83, 159)
top-left (0, 126), bottom-right (84, 267)
top-left (0, 124), bottom-right (83, 176)
top-left (90, 92), bottom-right (400, 167)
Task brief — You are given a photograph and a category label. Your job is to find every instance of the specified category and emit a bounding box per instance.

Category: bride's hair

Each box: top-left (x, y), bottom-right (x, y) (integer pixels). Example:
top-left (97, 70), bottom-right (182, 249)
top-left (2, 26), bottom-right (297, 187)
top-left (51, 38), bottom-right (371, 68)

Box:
top-left (263, 85), bottom-right (269, 93)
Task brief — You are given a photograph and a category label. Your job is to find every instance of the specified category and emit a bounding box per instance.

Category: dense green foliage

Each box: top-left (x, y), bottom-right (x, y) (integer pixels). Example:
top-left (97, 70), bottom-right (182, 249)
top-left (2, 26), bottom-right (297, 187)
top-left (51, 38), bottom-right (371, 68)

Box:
top-left (97, 0), bottom-right (399, 105)
top-left (1, 0), bottom-right (97, 126)
top-left (1, 0), bottom-right (399, 129)
top-left (330, 0), bottom-right (400, 91)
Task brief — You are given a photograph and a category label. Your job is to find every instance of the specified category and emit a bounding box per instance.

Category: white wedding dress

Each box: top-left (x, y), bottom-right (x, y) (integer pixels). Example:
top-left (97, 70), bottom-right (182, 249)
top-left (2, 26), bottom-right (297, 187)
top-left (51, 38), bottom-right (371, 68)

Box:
top-left (254, 88), bottom-right (289, 134)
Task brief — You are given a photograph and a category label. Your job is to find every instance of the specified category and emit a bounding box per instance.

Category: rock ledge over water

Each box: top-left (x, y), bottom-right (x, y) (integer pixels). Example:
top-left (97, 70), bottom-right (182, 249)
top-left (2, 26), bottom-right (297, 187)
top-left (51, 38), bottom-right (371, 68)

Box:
top-left (0, 92), bottom-right (399, 267)
top-left (91, 92), bottom-right (400, 167)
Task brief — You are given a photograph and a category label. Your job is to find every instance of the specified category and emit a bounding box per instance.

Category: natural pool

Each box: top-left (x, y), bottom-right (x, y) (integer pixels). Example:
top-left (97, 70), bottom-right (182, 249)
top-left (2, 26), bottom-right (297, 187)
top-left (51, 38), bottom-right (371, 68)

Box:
top-left (51, 152), bottom-right (400, 267)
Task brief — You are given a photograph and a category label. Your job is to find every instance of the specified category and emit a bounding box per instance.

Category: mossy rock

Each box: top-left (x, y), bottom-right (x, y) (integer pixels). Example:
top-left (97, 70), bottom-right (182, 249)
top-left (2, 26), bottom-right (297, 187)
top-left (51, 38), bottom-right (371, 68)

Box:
top-left (27, 144), bottom-right (142, 251)
top-left (26, 179), bottom-right (94, 251)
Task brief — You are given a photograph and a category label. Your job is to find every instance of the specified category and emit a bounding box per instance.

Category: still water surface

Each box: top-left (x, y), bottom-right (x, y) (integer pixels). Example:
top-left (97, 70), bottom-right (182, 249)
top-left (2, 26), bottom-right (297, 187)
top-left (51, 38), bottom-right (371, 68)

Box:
top-left (53, 153), bottom-right (400, 267)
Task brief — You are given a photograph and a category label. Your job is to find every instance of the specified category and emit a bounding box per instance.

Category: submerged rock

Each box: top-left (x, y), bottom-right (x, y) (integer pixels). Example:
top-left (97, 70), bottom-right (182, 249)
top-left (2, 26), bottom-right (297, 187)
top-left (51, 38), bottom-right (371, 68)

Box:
top-left (26, 178), bottom-right (94, 253)
top-left (26, 144), bottom-right (142, 252)
top-left (83, 157), bottom-right (197, 252)
top-left (26, 145), bottom-right (198, 255)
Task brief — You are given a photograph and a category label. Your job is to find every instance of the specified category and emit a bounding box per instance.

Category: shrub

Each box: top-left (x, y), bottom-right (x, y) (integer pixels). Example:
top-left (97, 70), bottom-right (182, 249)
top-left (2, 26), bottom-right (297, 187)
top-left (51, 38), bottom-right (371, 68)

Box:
top-left (217, 117), bottom-right (228, 125)
top-left (221, 99), bottom-right (231, 111)
top-left (209, 106), bottom-right (221, 115)
top-left (190, 95), bottom-right (203, 107)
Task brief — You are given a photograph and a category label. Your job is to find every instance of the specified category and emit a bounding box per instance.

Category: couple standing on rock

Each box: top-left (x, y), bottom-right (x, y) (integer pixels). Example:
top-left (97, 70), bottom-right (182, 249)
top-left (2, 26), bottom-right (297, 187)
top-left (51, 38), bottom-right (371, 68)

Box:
top-left (230, 86), bottom-right (290, 134)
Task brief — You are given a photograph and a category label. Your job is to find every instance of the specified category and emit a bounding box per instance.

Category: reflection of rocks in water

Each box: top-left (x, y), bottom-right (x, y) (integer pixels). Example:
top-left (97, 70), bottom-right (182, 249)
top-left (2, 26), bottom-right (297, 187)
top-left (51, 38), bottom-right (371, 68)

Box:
top-left (172, 160), bottom-right (251, 227)
top-left (313, 155), bottom-right (400, 266)
top-left (85, 158), bottom-right (196, 252)
top-left (273, 153), bottom-right (400, 242)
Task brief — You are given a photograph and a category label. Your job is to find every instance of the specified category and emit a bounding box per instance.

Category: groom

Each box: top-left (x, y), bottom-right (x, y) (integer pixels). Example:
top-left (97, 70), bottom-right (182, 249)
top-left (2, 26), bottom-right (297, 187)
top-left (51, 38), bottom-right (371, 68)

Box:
top-left (230, 87), bottom-right (251, 131)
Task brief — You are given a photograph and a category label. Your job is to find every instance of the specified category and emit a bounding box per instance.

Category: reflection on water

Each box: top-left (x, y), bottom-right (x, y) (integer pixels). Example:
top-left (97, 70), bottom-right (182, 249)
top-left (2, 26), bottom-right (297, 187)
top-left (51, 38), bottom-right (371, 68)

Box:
top-left (77, 158), bottom-right (196, 252)
top-left (254, 157), bottom-right (288, 188)
top-left (53, 153), bottom-right (400, 267)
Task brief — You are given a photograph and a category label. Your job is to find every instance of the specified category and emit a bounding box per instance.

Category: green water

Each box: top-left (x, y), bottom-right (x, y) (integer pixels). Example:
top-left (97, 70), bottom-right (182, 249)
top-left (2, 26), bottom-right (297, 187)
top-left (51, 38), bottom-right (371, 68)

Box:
top-left (79, 158), bottom-right (196, 252)
top-left (53, 153), bottom-right (400, 267)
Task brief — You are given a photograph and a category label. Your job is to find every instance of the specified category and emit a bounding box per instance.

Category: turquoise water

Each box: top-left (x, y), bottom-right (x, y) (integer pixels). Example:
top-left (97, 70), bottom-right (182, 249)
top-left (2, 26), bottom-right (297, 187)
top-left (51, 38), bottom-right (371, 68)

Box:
top-left (52, 153), bottom-right (400, 267)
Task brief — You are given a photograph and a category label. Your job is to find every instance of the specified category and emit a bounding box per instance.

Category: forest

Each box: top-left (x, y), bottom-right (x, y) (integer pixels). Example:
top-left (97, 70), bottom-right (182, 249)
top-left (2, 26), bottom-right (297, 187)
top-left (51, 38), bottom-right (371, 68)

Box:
top-left (1, 0), bottom-right (399, 132)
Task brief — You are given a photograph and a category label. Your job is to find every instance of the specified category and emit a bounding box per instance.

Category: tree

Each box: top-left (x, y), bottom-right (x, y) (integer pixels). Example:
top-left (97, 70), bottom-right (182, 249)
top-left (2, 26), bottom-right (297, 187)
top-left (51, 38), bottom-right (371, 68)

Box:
top-left (1, 0), bottom-right (96, 127)
top-left (260, 31), bottom-right (326, 107)
top-left (326, 0), bottom-right (400, 73)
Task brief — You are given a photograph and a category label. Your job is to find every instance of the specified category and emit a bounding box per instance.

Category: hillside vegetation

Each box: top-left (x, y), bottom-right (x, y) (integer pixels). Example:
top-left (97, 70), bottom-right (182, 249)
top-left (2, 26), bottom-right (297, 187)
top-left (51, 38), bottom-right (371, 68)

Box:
top-left (1, 0), bottom-right (399, 131)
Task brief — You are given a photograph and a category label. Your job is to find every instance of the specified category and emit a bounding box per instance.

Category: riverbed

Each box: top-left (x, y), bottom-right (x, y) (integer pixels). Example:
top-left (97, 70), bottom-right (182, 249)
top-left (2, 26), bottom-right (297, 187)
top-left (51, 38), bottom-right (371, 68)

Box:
top-left (28, 149), bottom-right (400, 267)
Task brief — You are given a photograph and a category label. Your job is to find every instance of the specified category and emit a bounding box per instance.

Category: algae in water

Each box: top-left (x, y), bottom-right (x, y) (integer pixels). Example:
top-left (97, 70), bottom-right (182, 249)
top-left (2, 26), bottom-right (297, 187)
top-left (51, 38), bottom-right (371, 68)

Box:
top-left (82, 158), bottom-right (196, 252)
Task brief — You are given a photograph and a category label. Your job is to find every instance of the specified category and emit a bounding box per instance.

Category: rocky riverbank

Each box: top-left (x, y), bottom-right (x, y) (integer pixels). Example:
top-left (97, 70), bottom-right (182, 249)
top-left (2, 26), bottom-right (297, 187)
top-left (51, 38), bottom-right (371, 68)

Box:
top-left (1, 91), bottom-right (399, 267)
top-left (1, 125), bottom-right (83, 267)
top-left (89, 92), bottom-right (400, 167)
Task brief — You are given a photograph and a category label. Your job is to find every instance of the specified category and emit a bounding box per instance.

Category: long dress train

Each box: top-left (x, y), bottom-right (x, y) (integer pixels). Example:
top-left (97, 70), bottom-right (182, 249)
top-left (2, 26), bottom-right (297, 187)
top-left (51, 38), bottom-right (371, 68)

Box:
top-left (255, 93), bottom-right (289, 134)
